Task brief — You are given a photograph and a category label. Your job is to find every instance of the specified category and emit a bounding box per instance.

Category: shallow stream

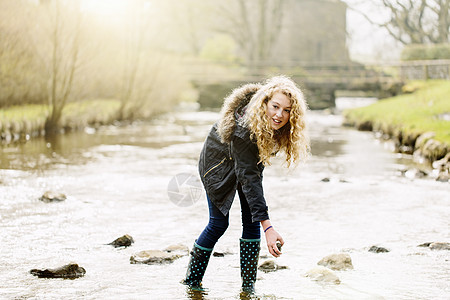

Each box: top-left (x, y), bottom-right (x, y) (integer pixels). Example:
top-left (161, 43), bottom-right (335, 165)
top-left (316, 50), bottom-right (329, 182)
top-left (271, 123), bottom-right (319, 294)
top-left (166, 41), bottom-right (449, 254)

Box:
top-left (0, 108), bottom-right (448, 299)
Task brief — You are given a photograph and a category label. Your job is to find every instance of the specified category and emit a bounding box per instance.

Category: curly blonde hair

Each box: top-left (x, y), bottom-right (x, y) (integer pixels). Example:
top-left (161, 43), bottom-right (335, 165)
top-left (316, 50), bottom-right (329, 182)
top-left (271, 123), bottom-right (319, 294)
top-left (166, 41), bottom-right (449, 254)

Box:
top-left (242, 75), bottom-right (310, 167)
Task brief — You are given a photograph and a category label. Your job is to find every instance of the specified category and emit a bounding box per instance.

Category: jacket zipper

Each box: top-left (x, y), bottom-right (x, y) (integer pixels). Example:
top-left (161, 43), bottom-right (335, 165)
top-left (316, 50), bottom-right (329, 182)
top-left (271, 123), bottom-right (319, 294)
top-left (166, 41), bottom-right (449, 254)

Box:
top-left (203, 157), bottom-right (226, 178)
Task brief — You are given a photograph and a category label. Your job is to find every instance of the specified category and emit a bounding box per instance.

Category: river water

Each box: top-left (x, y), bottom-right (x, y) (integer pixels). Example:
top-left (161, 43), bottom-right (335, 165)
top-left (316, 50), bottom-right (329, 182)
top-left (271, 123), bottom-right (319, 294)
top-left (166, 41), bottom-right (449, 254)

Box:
top-left (0, 108), bottom-right (448, 300)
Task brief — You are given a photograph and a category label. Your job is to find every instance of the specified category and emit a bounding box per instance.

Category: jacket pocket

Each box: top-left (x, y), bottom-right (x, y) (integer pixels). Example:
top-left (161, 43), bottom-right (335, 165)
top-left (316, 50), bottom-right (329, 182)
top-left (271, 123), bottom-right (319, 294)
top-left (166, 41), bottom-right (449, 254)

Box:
top-left (203, 157), bottom-right (226, 178)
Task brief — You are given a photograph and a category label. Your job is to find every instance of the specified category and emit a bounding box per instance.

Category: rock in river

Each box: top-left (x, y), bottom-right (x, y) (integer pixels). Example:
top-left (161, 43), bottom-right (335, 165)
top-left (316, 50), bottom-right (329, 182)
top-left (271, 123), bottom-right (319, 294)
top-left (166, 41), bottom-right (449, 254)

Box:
top-left (317, 253), bottom-right (353, 271)
top-left (305, 266), bottom-right (341, 284)
top-left (369, 245), bottom-right (390, 253)
top-left (108, 234), bottom-right (134, 248)
top-left (258, 260), bottom-right (288, 273)
top-left (30, 263), bottom-right (86, 279)
top-left (429, 242), bottom-right (450, 250)
top-left (419, 242), bottom-right (450, 251)
top-left (163, 243), bottom-right (189, 255)
top-left (130, 249), bottom-right (183, 265)
top-left (436, 171), bottom-right (450, 183)
top-left (39, 191), bottom-right (67, 203)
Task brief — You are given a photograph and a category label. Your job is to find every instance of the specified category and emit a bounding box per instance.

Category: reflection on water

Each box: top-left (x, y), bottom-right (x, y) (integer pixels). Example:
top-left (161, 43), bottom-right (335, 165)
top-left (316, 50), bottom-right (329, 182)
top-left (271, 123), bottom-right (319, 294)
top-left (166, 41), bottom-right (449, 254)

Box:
top-left (185, 287), bottom-right (209, 300)
top-left (334, 97), bottom-right (378, 112)
top-left (0, 109), bottom-right (449, 300)
top-left (0, 111), bottom-right (217, 170)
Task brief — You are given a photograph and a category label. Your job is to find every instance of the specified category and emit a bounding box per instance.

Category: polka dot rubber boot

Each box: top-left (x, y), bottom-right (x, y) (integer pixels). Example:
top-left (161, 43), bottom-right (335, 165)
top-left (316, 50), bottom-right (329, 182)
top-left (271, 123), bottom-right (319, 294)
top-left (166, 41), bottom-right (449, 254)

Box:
top-left (183, 241), bottom-right (213, 289)
top-left (240, 238), bottom-right (261, 293)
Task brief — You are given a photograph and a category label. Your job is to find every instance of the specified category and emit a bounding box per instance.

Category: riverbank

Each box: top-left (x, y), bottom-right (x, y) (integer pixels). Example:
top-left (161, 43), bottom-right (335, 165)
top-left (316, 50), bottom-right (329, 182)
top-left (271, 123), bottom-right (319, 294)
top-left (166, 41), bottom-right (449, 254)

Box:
top-left (344, 80), bottom-right (450, 181)
top-left (0, 100), bottom-right (122, 144)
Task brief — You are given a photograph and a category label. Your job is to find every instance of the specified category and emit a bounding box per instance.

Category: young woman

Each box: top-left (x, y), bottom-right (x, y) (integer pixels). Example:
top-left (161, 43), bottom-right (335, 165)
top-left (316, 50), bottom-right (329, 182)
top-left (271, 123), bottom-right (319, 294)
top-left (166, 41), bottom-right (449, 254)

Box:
top-left (184, 75), bottom-right (309, 293)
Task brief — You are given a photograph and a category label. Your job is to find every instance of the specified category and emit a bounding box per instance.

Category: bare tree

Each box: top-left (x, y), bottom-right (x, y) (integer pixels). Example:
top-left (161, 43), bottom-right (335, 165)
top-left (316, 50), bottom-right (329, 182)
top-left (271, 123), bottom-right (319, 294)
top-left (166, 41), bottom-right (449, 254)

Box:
top-left (0, 0), bottom-right (47, 107)
top-left (31, 0), bottom-right (83, 135)
top-left (215, 0), bottom-right (284, 68)
top-left (115, 0), bottom-right (153, 120)
top-left (350, 0), bottom-right (450, 44)
top-left (435, 0), bottom-right (450, 43)
top-left (115, 0), bottom-right (184, 120)
top-left (166, 0), bottom-right (213, 56)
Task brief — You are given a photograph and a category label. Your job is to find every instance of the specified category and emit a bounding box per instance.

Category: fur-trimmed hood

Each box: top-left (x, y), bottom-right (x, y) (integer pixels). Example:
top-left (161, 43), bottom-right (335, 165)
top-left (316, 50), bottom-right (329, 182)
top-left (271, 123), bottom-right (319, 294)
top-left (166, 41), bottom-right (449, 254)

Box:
top-left (217, 83), bottom-right (261, 144)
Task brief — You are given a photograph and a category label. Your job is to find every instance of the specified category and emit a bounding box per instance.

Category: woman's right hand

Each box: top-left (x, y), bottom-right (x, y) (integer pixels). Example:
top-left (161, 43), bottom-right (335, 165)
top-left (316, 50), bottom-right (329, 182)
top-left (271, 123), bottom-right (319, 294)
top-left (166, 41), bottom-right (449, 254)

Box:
top-left (264, 228), bottom-right (284, 257)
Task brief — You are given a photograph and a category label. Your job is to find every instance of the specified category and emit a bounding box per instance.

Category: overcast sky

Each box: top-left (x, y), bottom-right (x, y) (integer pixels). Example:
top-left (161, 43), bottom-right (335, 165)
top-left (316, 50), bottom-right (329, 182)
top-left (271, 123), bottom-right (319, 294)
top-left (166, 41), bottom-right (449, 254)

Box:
top-left (342, 0), bottom-right (402, 63)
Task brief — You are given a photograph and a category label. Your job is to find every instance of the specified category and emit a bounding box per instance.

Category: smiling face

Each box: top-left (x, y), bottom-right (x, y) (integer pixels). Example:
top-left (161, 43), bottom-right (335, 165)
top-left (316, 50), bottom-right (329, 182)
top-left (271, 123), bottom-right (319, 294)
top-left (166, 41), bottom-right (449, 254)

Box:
top-left (265, 92), bottom-right (291, 130)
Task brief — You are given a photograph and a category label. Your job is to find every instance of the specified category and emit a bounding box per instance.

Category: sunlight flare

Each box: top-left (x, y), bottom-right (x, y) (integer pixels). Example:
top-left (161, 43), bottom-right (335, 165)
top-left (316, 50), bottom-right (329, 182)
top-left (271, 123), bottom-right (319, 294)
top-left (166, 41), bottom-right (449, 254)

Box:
top-left (81, 0), bottom-right (129, 16)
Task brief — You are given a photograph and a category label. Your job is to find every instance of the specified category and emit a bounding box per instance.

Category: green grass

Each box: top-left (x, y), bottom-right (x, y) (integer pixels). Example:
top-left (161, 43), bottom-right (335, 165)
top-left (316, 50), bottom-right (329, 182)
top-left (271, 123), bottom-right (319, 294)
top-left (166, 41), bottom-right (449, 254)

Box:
top-left (344, 80), bottom-right (450, 145)
top-left (62, 99), bottom-right (121, 124)
top-left (0, 104), bottom-right (48, 124)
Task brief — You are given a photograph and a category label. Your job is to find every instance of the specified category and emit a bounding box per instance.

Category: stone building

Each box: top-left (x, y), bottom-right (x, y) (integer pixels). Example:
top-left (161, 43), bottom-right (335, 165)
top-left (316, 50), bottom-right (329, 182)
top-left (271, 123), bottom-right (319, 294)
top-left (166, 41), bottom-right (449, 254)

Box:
top-left (273, 0), bottom-right (349, 64)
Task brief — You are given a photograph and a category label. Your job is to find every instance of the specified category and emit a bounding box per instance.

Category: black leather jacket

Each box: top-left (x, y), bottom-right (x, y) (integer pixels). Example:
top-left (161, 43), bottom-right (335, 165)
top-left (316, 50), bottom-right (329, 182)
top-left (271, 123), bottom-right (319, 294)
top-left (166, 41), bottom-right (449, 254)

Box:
top-left (198, 122), bottom-right (268, 222)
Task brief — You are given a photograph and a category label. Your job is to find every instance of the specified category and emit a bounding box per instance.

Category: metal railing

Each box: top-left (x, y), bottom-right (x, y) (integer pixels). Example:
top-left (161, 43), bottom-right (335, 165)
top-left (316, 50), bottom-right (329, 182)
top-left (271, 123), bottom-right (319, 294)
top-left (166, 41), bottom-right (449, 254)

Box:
top-left (181, 59), bottom-right (450, 83)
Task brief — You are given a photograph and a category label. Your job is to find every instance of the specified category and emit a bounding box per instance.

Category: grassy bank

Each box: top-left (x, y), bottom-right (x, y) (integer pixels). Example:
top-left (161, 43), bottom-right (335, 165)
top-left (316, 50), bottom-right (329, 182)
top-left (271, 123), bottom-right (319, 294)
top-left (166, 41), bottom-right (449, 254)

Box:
top-left (0, 99), bottom-right (121, 143)
top-left (344, 80), bottom-right (450, 163)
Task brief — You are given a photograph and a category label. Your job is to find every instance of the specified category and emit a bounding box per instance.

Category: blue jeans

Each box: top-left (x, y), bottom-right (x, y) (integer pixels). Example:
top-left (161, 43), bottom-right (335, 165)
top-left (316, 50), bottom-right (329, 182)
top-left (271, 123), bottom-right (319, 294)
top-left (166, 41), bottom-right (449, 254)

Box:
top-left (196, 184), bottom-right (261, 249)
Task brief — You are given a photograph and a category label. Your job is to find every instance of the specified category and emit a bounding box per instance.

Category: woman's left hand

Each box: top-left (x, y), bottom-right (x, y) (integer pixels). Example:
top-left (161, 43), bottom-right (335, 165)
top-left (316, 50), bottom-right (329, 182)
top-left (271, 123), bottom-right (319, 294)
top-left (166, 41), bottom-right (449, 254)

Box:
top-left (264, 228), bottom-right (284, 257)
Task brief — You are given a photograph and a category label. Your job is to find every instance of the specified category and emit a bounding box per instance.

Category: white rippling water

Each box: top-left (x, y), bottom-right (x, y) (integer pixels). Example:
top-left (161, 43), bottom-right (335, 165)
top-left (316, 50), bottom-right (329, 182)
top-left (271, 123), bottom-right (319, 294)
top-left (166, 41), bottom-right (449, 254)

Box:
top-left (0, 109), bottom-right (448, 300)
